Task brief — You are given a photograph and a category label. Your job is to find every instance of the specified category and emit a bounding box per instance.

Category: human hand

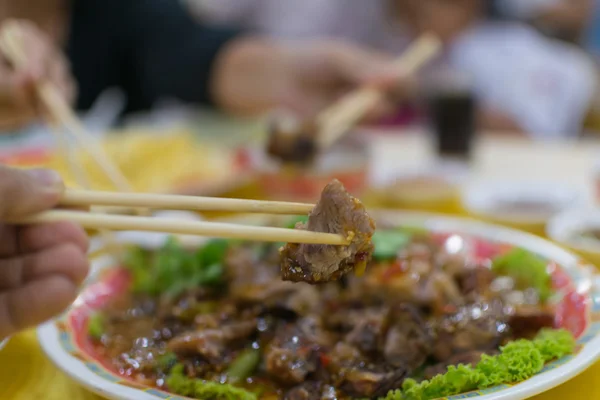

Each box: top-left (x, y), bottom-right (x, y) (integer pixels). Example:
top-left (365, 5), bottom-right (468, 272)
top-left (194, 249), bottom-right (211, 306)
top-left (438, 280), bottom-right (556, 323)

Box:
top-left (0, 166), bottom-right (89, 339)
top-left (0, 19), bottom-right (76, 131)
top-left (212, 37), bottom-right (415, 120)
top-left (278, 40), bottom-right (417, 120)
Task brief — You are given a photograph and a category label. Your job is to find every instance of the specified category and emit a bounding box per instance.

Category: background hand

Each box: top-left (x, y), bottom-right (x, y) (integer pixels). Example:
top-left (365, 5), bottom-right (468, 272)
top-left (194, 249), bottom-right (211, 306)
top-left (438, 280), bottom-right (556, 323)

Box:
top-left (212, 37), bottom-right (415, 120)
top-left (0, 19), bottom-right (76, 131)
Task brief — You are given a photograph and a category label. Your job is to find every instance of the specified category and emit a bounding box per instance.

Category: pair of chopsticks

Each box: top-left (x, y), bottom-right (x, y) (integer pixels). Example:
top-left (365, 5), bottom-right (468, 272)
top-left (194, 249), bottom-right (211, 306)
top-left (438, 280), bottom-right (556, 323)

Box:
top-left (0, 22), bottom-right (356, 247)
top-left (0, 22), bottom-right (350, 247)
top-left (8, 190), bottom-right (349, 245)
top-left (316, 33), bottom-right (442, 149)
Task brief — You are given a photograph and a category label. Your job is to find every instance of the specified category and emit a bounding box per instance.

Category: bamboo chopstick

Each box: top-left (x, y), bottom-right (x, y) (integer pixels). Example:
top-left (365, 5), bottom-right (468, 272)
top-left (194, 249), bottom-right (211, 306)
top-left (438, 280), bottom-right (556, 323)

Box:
top-left (317, 33), bottom-right (442, 148)
top-left (9, 210), bottom-right (350, 245)
top-left (60, 189), bottom-right (315, 215)
top-left (0, 21), bottom-right (134, 194)
top-left (48, 120), bottom-right (127, 258)
top-left (38, 83), bottom-right (135, 193)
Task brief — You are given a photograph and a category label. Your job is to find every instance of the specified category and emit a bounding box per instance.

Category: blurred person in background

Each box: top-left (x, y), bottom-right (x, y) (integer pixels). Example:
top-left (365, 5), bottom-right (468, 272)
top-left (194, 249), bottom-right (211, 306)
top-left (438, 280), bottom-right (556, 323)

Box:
top-left (193, 0), bottom-right (598, 138)
top-left (0, 0), bottom-right (409, 131)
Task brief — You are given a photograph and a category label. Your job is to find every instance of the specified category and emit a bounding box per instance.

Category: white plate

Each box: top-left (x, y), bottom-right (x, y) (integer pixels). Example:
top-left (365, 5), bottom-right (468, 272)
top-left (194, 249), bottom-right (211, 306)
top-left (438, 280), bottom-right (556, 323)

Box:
top-left (463, 181), bottom-right (585, 224)
top-left (38, 212), bottom-right (600, 400)
top-left (547, 208), bottom-right (600, 253)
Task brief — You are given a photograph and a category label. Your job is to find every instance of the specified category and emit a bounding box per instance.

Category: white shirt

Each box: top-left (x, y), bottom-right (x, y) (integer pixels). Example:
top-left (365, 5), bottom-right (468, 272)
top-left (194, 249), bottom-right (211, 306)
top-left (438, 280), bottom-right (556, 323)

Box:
top-left (450, 23), bottom-right (597, 138)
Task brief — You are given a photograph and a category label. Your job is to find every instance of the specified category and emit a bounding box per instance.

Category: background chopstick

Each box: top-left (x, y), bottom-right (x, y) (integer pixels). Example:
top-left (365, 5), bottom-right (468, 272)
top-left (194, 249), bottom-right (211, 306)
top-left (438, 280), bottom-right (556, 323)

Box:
top-left (10, 210), bottom-right (350, 245)
top-left (37, 83), bottom-right (135, 193)
top-left (317, 33), bottom-right (442, 148)
top-left (0, 22), bottom-right (134, 194)
top-left (60, 189), bottom-right (315, 215)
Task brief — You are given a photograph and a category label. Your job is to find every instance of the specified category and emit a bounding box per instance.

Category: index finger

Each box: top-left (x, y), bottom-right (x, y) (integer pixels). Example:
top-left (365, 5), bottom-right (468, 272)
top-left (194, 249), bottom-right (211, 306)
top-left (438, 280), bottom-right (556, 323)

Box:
top-left (18, 27), bottom-right (52, 82)
top-left (0, 167), bottom-right (64, 220)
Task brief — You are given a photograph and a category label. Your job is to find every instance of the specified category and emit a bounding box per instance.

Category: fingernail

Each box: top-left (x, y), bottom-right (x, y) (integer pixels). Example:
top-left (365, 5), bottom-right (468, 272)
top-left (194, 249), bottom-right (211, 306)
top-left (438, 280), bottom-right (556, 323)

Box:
top-left (26, 168), bottom-right (64, 191)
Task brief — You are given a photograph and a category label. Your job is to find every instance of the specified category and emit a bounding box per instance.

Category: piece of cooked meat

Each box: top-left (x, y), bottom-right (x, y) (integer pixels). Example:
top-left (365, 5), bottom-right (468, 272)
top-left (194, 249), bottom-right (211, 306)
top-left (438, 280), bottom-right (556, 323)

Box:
top-left (508, 306), bottom-right (555, 339)
top-left (457, 266), bottom-right (496, 296)
top-left (431, 299), bottom-right (509, 362)
top-left (280, 180), bottom-right (375, 284)
top-left (328, 342), bottom-right (408, 398)
top-left (234, 281), bottom-right (322, 318)
top-left (344, 308), bottom-right (389, 356)
top-left (339, 368), bottom-right (408, 398)
top-left (264, 317), bottom-right (331, 385)
top-left (382, 305), bottom-right (434, 371)
top-left (284, 382), bottom-right (338, 400)
top-left (167, 320), bottom-right (256, 361)
top-left (266, 117), bottom-right (318, 165)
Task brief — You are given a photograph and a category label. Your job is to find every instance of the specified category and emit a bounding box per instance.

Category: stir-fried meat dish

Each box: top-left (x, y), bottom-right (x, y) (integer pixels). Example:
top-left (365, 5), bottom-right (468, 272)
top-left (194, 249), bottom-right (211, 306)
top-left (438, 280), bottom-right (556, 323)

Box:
top-left (90, 213), bottom-right (567, 399)
top-left (267, 117), bottom-right (318, 165)
top-left (280, 179), bottom-right (375, 283)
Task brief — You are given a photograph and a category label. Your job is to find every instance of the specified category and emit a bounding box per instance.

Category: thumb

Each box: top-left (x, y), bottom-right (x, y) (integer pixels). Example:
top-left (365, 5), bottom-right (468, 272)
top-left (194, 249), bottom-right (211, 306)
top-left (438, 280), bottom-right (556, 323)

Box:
top-left (0, 166), bottom-right (64, 219)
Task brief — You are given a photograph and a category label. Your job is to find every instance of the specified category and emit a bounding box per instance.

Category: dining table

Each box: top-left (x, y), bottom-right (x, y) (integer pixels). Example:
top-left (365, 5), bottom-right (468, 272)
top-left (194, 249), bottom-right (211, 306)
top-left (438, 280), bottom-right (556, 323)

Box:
top-left (1, 131), bottom-right (600, 400)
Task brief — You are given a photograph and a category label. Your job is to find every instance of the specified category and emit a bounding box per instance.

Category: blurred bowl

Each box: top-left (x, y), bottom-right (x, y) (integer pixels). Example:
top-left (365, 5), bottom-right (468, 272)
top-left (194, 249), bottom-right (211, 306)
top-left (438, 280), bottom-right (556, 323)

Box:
top-left (382, 169), bottom-right (466, 214)
top-left (251, 135), bottom-right (369, 201)
top-left (547, 208), bottom-right (600, 267)
top-left (463, 181), bottom-right (585, 235)
top-left (377, 160), bottom-right (469, 214)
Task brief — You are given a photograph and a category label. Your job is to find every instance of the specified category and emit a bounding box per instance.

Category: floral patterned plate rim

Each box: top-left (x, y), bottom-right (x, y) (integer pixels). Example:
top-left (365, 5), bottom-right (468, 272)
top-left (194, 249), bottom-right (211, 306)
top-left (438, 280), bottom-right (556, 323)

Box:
top-left (37, 211), bottom-right (600, 400)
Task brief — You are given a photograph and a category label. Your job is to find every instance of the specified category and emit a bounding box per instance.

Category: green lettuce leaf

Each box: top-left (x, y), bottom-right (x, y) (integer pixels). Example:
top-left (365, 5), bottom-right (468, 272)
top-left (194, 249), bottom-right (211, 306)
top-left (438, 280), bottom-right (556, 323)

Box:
top-left (534, 328), bottom-right (577, 361)
top-left (380, 329), bottom-right (576, 400)
top-left (123, 237), bottom-right (228, 297)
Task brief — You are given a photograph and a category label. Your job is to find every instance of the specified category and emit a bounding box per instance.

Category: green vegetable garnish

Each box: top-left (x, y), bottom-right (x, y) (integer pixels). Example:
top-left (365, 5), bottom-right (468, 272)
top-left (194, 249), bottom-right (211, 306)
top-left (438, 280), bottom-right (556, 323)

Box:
top-left (285, 215), bottom-right (308, 229)
top-left (88, 313), bottom-right (104, 340)
top-left (226, 349), bottom-right (261, 383)
top-left (380, 329), bottom-right (576, 400)
top-left (166, 364), bottom-right (257, 400)
top-left (372, 230), bottom-right (412, 260)
top-left (533, 328), bottom-right (576, 360)
top-left (123, 237), bottom-right (229, 297)
top-left (155, 237), bottom-right (190, 295)
top-left (156, 352), bottom-right (178, 371)
top-left (196, 239), bottom-right (229, 268)
top-left (124, 247), bottom-right (154, 293)
top-left (492, 248), bottom-right (552, 301)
